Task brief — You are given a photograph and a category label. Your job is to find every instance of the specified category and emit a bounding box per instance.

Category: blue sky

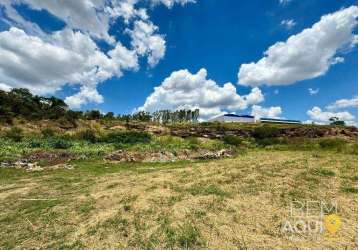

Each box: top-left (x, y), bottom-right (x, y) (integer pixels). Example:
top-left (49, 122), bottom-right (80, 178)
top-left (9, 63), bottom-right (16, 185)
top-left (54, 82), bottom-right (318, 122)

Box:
top-left (0, 0), bottom-right (357, 124)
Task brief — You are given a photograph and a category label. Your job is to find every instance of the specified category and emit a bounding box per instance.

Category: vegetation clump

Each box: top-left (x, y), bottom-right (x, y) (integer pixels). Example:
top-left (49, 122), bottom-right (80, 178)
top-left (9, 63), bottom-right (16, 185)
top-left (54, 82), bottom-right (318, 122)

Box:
top-left (104, 131), bottom-right (152, 145)
top-left (49, 138), bottom-right (73, 149)
top-left (5, 127), bottom-right (23, 142)
top-left (252, 125), bottom-right (280, 139)
top-left (318, 138), bottom-right (346, 150)
top-left (222, 135), bottom-right (242, 146)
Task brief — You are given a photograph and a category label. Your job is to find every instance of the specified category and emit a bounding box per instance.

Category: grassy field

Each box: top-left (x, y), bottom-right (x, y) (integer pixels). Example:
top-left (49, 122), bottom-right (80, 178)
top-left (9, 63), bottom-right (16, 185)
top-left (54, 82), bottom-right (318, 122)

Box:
top-left (0, 149), bottom-right (357, 249)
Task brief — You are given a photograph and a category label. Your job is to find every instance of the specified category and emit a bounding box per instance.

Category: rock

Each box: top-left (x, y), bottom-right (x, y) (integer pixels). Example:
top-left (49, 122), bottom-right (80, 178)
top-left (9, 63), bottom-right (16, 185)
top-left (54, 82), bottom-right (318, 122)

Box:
top-left (49, 163), bottom-right (74, 170)
top-left (105, 148), bottom-right (233, 163)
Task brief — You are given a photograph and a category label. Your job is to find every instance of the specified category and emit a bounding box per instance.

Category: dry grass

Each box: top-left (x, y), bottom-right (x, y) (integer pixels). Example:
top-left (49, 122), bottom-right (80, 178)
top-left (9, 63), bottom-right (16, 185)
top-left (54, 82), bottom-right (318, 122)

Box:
top-left (0, 150), bottom-right (357, 249)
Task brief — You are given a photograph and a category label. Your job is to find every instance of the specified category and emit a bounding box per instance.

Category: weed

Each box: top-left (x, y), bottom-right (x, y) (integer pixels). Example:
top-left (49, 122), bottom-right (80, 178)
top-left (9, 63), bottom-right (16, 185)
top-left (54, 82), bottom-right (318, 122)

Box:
top-left (319, 138), bottom-right (346, 150)
top-left (41, 128), bottom-right (55, 138)
top-left (78, 201), bottom-right (95, 214)
top-left (104, 131), bottom-right (151, 145)
top-left (341, 186), bottom-right (358, 194)
top-left (177, 222), bottom-right (202, 248)
top-left (76, 129), bottom-right (98, 143)
top-left (49, 138), bottom-right (73, 149)
top-left (311, 168), bottom-right (336, 177)
top-left (188, 184), bottom-right (230, 197)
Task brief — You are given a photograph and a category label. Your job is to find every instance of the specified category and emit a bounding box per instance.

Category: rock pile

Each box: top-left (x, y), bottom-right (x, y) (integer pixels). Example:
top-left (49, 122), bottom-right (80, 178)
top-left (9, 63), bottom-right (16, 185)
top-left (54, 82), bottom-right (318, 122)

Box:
top-left (105, 148), bottom-right (234, 163)
top-left (169, 125), bottom-right (358, 139)
top-left (1, 160), bottom-right (43, 171)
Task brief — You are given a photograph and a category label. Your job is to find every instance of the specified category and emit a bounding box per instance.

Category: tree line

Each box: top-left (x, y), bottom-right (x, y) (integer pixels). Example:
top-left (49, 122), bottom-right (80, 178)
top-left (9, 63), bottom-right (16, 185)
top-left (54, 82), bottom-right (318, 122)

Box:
top-left (0, 88), bottom-right (199, 124)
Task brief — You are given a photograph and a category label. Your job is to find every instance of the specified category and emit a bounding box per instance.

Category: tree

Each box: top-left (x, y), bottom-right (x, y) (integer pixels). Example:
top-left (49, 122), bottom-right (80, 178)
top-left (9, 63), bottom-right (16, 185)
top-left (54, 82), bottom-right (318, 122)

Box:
top-left (329, 117), bottom-right (345, 126)
top-left (104, 112), bottom-right (114, 119)
top-left (85, 110), bottom-right (102, 120)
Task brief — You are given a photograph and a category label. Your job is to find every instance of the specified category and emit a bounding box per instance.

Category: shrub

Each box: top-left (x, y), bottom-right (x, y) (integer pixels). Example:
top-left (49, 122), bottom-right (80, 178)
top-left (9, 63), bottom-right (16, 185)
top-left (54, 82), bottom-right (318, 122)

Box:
top-left (77, 129), bottom-right (98, 143)
top-left (256, 137), bottom-right (281, 147)
top-left (28, 139), bottom-right (42, 148)
top-left (49, 138), bottom-right (73, 149)
top-left (223, 135), bottom-right (242, 146)
top-left (186, 137), bottom-right (200, 150)
top-left (41, 128), bottom-right (55, 138)
top-left (252, 125), bottom-right (280, 139)
top-left (5, 127), bottom-right (23, 142)
top-left (104, 131), bottom-right (151, 145)
top-left (318, 138), bottom-right (346, 150)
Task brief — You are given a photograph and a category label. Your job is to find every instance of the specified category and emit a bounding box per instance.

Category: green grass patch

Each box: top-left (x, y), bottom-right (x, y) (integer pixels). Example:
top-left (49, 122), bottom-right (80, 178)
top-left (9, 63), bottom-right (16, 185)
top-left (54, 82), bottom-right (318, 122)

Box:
top-left (311, 168), bottom-right (336, 177)
top-left (341, 186), bottom-right (358, 194)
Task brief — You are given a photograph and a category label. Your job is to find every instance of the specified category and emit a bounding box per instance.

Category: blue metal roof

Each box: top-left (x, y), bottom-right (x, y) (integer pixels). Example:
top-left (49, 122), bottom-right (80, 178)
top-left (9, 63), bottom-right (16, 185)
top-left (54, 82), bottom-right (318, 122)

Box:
top-left (224, 114), bottom-right (254, 118)
top-left (261, 118), bottom-right (301, 123)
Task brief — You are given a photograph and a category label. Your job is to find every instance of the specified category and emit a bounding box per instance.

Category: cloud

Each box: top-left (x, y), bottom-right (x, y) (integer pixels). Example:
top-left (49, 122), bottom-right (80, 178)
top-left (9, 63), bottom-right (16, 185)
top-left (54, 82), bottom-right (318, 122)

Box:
top-left (0, 27), bottom-right (138, 106)
top-left (126, 20), bottom-right (166, 67)
top-left (251, 105), bottom-right (282, 119)
top-left (326, 96), bottom-right (358, 110)
top-left (280, 19), bottom-right (296, 30)
top-left (238, 6), bottom-right (358, 87)
top-left (279, 0), bottom-right (292, 6)
top-left (150, 0), bottom-right (196, 8)
top-left (307, 106), bottom-right (355, 124)
top-left (308, 88), bottom-right (319, 95)
top-left (0, 0), bottom-right (195, 107)
top-left (0, 83), bottom-right (12, 91)
top-left (139, 68), bottom-right (264, 120)
top-left (330, 56), bottom-right (345, 65)
top-left (3, 0), bottom-right (195, 42)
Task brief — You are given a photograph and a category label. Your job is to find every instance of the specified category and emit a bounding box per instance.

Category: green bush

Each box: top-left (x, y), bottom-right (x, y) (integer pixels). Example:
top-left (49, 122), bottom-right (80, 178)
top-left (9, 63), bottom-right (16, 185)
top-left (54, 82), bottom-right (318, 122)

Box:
top-left (186, 137), bottom-right (200, 150)
top-left (41, 128), bottom-right (55, 138)
top-left (5, 127), bottom-right (23, 142)
top-left (256, 137), bottom-right (281, 147)
top-left (223, 135), bottom-right (242, 146)
top-left (318, 138), bottom-right (346, 150)
top-left (252, 125), bottom-right (280, 139)
top-left (77, 129), bottom-right (98, 143)
top-left (28, 139), bottom-right (42, 148)
top-left (104, 131), bottom-right (151, 145)
top-left (49, 138), bottom-right (73, 149)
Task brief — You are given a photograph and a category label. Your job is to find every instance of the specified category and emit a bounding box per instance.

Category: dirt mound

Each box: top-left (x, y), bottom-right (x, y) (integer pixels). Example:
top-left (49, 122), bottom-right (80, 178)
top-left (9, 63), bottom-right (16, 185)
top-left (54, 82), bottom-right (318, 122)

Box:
top-left (105, 148), bottom-right (234, 163)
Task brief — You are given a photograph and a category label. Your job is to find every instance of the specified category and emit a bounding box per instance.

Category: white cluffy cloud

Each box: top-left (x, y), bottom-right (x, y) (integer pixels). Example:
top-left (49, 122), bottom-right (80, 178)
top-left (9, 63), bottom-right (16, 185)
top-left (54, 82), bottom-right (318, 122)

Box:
top-left (126, 20), bottom-right (166, 67)
top-left (280, 19), bottom-right (296, 30)
top-left (251, 105), bottom-right (282, 119)
top-left (238, 6), bottom-right (358, 87)
top-left (0, 27), bottom-right (138, 108)
top-left (0, 0), bottom-right (195, 108)
top-left (326, 96), bottom-right (358, 110)
top-left (308, 88), bottom-right (319, 95)
top-left (139, 68), bottom-right (264, 120)
top-left (307, 106), bottom-right (355, 124)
